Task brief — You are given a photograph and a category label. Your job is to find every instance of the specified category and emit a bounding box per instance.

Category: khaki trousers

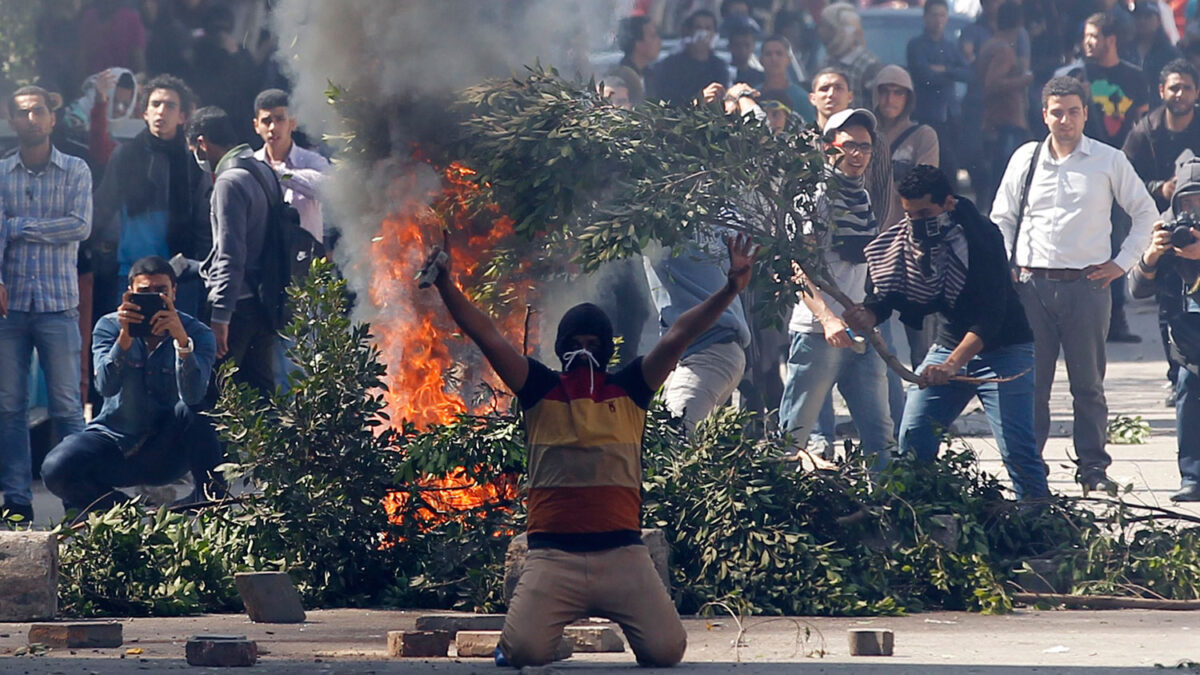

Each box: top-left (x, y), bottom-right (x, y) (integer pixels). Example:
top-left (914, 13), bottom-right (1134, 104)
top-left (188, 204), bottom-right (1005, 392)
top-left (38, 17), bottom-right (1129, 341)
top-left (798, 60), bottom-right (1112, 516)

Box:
top-left (498, 544), bottom-right (687, 667)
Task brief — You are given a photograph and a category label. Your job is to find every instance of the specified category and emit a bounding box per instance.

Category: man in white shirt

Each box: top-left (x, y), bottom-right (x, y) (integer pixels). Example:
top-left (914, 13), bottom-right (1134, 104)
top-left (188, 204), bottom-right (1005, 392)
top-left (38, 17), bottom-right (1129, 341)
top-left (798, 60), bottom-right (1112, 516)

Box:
top-left (991, 76), bottom-right (1159, 491)
top-left (251, 89), bottom-right (329, 245)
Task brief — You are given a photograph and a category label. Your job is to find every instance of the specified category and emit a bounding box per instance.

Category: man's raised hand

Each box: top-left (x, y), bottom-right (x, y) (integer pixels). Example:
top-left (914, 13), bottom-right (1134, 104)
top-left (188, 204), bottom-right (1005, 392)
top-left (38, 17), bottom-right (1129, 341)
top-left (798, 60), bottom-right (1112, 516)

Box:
top-left (725, 233), bottom-right (758, 293)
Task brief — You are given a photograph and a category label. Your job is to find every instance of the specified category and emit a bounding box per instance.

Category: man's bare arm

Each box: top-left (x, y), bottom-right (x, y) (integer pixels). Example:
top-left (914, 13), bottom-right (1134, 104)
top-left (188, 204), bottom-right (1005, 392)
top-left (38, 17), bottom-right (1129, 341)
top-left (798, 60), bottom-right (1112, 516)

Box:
top-left (428, 235), bottom-right (529, 392)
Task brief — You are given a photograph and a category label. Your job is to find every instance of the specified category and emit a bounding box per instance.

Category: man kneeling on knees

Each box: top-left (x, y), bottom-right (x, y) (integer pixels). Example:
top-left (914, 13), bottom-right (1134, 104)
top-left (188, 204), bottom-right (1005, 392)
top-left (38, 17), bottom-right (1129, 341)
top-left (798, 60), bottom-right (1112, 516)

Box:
top-left (426, 233), bottom-right (756, 668)
top-left (41, 255), bottom-right (221, 515)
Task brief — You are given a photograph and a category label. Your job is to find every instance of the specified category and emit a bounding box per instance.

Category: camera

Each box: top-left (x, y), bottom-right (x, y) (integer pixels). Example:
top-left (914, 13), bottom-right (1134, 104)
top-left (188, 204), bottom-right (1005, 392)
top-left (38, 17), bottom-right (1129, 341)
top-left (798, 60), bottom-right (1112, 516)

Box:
top-left (1170, 213), bottom-right (1200, 249)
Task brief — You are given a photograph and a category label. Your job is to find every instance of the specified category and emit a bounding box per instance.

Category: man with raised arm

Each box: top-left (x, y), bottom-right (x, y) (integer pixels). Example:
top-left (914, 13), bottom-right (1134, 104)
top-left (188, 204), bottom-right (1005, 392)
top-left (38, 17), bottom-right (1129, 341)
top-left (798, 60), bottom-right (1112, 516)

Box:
top-left (425, 232), bottom-right (756, 669)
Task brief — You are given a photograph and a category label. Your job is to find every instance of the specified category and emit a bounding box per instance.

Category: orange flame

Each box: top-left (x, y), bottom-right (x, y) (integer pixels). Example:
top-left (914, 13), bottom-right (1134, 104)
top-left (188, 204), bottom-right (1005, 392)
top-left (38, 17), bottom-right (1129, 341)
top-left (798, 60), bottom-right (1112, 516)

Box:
top-left (370, 159), bottom-right (532, 529)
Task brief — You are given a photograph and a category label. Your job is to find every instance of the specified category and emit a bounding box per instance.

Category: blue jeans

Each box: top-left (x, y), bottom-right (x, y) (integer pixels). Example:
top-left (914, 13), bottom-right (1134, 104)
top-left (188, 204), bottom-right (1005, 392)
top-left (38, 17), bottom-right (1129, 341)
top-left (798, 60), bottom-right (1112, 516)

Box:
top-left (41, 400), bottom-right (223, 513)
top-left (1177, 367), bottom-right (1200, 488)
top-left (0, 310), bottom-right (85, 505)
top-left (899, 343), bottom-right (1049, 500)
top-left (780, 331), bottom-right (893, 468)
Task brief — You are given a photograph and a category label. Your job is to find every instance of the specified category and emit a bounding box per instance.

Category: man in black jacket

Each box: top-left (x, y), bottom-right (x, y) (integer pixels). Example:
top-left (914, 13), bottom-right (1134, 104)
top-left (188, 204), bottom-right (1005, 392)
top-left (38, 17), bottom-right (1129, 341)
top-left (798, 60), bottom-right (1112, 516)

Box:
top-left (1123, 58), bottom-right (1200, 404)
top-left (88, 75), bottom-right (211, 320)
top-left (845, 165), bottom-right (1049, 501)
top-left (1129, 159), bottom-right (1200, 501)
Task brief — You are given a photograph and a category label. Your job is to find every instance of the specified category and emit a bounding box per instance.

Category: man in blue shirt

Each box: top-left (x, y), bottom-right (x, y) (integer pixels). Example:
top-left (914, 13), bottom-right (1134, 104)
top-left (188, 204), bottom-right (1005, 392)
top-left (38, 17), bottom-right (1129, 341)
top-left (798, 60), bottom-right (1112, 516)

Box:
top-left (40, 255), bottom-right (220, 517)
top-left (907, 0), bottom-right (972, 188)
top-left (0, 85), bottom-right (91, 524)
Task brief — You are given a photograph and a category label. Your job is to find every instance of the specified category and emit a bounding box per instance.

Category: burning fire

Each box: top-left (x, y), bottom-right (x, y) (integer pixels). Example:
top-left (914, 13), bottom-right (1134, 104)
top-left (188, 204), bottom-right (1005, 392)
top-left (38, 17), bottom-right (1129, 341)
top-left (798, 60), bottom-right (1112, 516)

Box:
top-left (370, 159), bottom-right (533, 529)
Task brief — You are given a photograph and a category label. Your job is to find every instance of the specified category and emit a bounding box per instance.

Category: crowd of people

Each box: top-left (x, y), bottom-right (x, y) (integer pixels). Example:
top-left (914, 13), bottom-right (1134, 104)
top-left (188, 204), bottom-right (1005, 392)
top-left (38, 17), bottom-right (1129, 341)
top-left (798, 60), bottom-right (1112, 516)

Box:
top-left (0, 0), bottom-right (324, 526)
top-left (596, 0), bottom-right (1200, 502)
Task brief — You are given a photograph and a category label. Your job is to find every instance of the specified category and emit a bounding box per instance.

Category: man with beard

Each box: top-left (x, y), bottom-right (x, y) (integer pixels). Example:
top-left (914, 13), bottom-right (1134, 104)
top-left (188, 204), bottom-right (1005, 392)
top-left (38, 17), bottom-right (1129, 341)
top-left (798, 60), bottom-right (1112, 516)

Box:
top-left (0, 86), bottom-right (92, 523)
top-left (424, 232), bottom-right (756, 668)
top-left (1124, 58), bottom-right (1200, 405)
top-left (89, 75), bottom-right (211, 320)
top-left (847, 165), bottom-right (1048, 501)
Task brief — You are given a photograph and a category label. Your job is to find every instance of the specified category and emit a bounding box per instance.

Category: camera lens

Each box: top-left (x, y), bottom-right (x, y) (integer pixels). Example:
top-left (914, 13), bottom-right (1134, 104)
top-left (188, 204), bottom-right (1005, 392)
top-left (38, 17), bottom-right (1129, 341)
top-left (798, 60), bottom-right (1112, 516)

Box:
top-left (1170, 224), bottom-right (1196, 248)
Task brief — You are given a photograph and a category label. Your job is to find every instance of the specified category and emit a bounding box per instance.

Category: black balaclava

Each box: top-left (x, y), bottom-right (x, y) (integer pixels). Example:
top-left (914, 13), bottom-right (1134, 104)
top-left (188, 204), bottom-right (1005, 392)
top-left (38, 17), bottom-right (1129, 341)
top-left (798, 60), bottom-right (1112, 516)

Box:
top-left (554, 303), bottom-right (615, 373)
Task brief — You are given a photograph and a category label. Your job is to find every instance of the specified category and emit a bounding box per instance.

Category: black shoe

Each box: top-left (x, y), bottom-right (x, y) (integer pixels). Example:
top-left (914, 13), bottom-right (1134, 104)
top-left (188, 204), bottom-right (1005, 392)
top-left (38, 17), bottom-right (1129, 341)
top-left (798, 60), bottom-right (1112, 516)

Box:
top-left (1078, 471), bottom-right (1117, 495)
top-left (2, 500), bottom-right (33, 525)
top-left (1107, 327), bottom-right (1142, 343)
top-left (1171, 484), bottom-right (1200, 502)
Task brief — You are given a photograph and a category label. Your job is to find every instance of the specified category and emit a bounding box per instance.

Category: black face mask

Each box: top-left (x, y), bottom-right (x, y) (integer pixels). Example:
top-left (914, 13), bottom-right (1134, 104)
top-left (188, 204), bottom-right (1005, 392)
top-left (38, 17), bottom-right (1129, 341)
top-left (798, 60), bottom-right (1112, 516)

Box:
top-left (554, 303), bottom-right (615, 372)
top-left (910, 211), bottom-right (955, 244)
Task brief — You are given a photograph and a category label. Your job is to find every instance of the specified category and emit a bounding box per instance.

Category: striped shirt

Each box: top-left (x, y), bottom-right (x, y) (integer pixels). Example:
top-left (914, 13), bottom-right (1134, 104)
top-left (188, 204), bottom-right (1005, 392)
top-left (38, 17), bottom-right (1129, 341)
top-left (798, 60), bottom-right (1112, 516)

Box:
top-left (0, 147), bottom-right (92, 312)
top-left (516, 356), bottom-right (653, 551)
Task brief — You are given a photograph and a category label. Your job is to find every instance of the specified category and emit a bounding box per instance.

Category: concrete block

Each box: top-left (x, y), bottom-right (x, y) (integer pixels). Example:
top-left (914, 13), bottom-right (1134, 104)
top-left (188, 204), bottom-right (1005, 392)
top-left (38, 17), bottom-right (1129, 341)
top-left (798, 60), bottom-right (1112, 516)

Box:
top-left (848, 629), bottom-right (894, 656)
top-left (455, 630), bottom-right (501, 658)
top-left (563, 625), bottom-right (625, 652)
top-left (387, 630), bottom-right (451, 657)
top-left (234, 571), bottom-right (306, 623)
top-left (0, 530), bottom-right (57, 621)
top-left (504, 528), bottom-right (670, 603)
top-left (456, 631), bottom-right (572, 661)
top-left (185, 635), bottom-right (258, 667)
top-left (414, 612), bottom-right (506, 633)
top-left (27, 622), bottom-right (122, 648)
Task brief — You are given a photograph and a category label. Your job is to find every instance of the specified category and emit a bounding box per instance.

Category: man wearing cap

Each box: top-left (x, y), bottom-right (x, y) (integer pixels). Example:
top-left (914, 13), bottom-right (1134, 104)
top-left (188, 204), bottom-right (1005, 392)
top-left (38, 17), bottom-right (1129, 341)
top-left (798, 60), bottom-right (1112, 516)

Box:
top-left (779, 108), bottom-right (894, 470)
top-left (847, 164), bottom-right (1048, 501)
top-left (0, 85), bottom-right (92, 523)
top-left (991, 76), bottom-right (1158, 492)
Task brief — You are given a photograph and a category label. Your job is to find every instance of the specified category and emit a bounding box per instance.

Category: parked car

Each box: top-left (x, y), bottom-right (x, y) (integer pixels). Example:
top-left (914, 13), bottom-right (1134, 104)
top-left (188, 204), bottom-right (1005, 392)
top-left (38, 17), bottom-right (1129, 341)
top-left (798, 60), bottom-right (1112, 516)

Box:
top-left (859, 8), bottom-right (972, 67)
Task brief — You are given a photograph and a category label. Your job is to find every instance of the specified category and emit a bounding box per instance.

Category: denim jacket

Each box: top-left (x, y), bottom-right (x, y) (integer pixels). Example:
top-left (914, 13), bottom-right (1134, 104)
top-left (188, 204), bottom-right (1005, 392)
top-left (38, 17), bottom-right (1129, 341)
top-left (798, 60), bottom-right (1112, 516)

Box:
top-left (90, 310), bottom-right (216, 451)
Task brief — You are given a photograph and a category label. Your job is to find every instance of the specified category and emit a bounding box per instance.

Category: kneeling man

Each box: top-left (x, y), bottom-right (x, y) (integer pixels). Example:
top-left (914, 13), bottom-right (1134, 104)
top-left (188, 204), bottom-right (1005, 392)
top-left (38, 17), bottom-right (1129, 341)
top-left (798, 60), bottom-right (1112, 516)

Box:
top-left (41, 255), bottom-right (221, 514)
top-left (426, 233), bottom-right (755, 668)
top-left (846, 165), bottom-right (1049, 500)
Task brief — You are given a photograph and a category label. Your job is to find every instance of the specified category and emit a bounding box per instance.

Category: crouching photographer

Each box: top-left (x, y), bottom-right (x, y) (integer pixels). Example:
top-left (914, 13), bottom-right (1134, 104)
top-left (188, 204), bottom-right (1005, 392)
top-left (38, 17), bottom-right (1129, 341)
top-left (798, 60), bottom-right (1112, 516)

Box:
top-left (40, 256), bottom-right (224, 517)
top-left (1130, 160), bottom-right (1200, 502)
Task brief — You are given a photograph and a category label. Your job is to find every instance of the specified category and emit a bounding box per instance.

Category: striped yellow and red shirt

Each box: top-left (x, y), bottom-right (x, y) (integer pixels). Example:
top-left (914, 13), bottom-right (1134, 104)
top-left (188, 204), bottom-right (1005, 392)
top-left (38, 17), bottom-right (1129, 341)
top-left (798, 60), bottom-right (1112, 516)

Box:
top-left (516, 356), bottom-right (653, 551)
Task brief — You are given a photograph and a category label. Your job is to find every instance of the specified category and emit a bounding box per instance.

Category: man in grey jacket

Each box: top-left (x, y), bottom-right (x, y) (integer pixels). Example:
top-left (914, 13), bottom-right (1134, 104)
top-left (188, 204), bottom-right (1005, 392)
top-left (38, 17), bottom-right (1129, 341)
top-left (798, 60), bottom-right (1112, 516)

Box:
top-left (185, 106), bottom-right (278, 393)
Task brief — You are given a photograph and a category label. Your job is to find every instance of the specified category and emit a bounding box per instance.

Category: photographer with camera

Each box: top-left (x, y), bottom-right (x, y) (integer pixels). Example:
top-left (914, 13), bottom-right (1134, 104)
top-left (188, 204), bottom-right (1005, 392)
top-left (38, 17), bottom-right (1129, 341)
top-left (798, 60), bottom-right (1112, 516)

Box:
top-left (1129, 159), bottom-right (1200, 502)
top-left (40, 256), bottom-right (222, 517)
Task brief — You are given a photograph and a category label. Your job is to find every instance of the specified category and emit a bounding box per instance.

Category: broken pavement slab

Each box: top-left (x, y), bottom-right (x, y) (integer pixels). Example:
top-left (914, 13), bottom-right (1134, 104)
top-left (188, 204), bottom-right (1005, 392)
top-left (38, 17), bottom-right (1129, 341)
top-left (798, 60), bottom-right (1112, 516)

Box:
top-left (234, 571), bottom-right (306, 623)
top-left (185, 634), bottom-right (258, 667)
top-left (414, 612), bottom-right (506, 633)
top-left (387, 630), bottom-right (452, 657)
top-left (563, 625), bottom-right (625, 653)
top-left (27, 622), bottom-right (122, 648)
top-left (0, 530), bottom-right (57, 621)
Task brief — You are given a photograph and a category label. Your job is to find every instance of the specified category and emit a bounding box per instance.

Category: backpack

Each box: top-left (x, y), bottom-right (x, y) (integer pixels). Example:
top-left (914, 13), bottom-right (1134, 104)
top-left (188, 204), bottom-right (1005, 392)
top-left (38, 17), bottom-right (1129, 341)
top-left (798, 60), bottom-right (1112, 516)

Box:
top-left (231, 156), bottom-right (324, 332)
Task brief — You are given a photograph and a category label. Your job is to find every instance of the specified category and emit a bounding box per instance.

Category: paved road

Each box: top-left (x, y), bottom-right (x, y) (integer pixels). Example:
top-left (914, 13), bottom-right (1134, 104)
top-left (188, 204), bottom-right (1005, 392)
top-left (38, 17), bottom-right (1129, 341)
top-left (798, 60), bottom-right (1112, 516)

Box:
top-left (0, 607), bottom-right (1196, 673)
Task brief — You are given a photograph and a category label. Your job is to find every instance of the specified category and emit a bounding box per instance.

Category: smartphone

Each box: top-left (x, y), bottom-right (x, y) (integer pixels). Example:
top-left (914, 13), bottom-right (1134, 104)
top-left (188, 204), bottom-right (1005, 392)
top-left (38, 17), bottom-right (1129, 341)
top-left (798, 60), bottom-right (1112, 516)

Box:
top-left (129, 292), bottom-right (165, 338)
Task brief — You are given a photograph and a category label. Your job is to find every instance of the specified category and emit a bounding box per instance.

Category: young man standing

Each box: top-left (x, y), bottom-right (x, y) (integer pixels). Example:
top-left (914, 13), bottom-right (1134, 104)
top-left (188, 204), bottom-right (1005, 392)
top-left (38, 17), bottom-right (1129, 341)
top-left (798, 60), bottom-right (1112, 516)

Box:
top-left (849, 165), bottom-right (1048, 501)
top-left (90, 75), bottom-right (211, 319)
top-left (991, 76), bottom-right (1158, 491)
top-left (779, 108), bottom-right (894, 470)
top-left (652, 10), bottom-right (729, 106)
top-left (906, 0), bottom-right (972, 187)
top-left (616, 15), bottom-right (662, 104)
top-left (0, 86), bottom-right (92, 523)
top-left (186, 106), bottom-right (280, 394)
top-left (40, 255), bottom-right (220, 516)
top-left (426, 233), bottom-right (755, 668)
top-left (1124, 58), bottom-right (1200, 405)
top-left (252, 89), bottom-right (329, 247)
